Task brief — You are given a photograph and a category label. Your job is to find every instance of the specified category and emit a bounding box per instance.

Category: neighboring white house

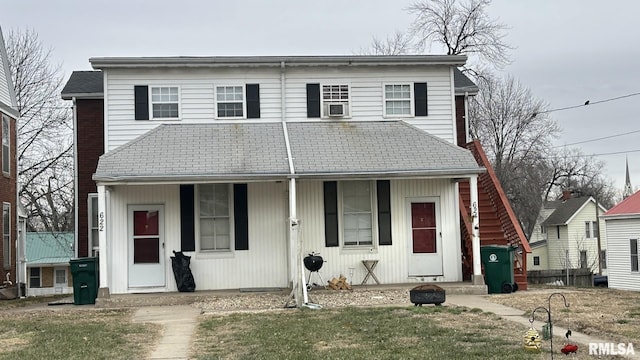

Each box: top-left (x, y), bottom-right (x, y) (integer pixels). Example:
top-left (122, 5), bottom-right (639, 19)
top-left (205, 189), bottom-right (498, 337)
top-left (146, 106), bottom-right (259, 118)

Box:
top-left (527, 195), bottom-right (607, 274)
top-left (25, 232), bottom-right (74, 296)
top-left (601, 190), bottom-right (640, 292)
top-left (68, 55), bottom-right (493, 302)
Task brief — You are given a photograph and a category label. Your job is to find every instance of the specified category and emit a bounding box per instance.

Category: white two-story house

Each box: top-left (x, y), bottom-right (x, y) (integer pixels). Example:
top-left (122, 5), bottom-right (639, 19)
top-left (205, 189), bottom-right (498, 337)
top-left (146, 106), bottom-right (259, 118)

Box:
top-left (63, 55), bottom-right (534, 302)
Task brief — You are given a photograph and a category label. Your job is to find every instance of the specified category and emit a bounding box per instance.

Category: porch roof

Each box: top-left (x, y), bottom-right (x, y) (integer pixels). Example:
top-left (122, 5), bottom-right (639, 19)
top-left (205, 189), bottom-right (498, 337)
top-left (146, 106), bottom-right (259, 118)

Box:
top-left (93, 120), bottom-right (484, 183)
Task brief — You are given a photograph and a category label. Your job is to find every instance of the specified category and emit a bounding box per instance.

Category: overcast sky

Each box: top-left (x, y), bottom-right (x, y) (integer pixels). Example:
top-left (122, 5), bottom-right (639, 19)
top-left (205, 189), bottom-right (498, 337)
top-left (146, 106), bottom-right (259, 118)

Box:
top-left (3, 0), bottom-right (639, 199)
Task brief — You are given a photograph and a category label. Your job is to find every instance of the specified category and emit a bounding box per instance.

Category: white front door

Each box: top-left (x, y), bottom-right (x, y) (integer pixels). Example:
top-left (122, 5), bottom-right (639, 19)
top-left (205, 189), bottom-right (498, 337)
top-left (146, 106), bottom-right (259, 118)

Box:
top-left (128, 205), bottom-right (165, 288)
top-left (408, 199), bottom-right (443, 276)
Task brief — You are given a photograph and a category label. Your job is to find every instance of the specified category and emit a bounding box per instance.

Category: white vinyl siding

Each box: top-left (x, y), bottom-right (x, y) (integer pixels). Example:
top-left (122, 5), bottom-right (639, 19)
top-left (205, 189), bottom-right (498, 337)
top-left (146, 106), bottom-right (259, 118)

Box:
top-left (105, 183), bottom-right (288, 294)
top-left (296, 178), bottom-right (460, 284)
top-left (103, 65), bottom-right (455, 150)
top-left (601, 217), bottom-right (640, 291)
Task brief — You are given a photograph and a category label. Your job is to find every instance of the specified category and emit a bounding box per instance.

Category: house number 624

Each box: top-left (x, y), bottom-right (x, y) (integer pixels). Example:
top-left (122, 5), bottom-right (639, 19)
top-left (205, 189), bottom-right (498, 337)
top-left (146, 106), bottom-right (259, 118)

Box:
top-left (98, 212), bottom-right (105, 232)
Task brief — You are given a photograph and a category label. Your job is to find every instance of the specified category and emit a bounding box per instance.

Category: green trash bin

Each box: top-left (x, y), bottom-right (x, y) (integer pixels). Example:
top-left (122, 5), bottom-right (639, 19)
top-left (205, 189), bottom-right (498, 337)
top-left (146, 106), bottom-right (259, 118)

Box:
top-left (480, 245), bottom-right (517, 294)
top-left (70, 257), bottom-right (99, 305)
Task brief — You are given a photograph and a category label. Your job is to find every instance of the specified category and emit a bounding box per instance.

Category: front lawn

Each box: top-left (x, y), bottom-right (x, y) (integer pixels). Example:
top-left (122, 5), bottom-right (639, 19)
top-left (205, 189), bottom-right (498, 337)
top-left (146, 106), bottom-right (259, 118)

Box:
top-left (0, 309), bottom-right (159, 360)
top-left (192, 305), bottom-right (622, 359)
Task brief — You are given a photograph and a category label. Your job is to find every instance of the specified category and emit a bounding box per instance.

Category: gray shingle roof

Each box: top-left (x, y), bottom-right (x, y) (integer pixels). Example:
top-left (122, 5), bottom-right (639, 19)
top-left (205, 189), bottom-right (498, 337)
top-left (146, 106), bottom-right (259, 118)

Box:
top-left (542, 197), bottom-right (592, 226)
top-left (288, 121), bottom-right (481, 176)
top-left (61, 71), bottom-right (103, 99)
top-left (454, 68), bottom-right (479, 94)
top-left (94, 123), bottom-right (290, 181)
top-left (94, 121), bottom-right (483, 183)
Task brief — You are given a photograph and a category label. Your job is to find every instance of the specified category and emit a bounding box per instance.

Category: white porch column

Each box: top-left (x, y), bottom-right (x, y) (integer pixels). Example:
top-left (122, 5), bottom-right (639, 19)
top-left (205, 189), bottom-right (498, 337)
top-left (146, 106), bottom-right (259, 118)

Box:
top-left (97, 185), bottom-right (110, 298)
top-left (288, 178), bottom-right (303, 307)
top-left (469, 175), bottom-right (484, 285)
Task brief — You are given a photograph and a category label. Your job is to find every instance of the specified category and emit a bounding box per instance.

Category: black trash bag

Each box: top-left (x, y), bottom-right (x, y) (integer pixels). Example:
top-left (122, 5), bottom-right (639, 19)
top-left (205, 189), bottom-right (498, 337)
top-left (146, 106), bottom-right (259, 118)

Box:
top-left (170, 251), bottom-right (196, 292)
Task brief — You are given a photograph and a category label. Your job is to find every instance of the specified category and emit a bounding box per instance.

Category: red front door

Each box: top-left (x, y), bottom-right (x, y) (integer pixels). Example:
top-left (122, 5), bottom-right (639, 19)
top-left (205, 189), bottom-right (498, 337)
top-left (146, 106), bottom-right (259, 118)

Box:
top-left (408, 200), bottom-right (442, 276)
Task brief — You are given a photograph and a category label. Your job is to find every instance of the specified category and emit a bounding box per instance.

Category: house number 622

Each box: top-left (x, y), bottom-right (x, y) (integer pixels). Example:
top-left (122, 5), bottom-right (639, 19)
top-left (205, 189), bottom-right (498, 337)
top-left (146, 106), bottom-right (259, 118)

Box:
top-left (99, 212), bottom-right (105, 232)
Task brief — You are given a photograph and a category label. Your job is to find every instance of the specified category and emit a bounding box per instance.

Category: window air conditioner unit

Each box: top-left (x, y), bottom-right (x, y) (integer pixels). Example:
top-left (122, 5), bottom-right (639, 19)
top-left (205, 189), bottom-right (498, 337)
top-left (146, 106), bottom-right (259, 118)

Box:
top-left (327, 103), bottom-right (346, 117)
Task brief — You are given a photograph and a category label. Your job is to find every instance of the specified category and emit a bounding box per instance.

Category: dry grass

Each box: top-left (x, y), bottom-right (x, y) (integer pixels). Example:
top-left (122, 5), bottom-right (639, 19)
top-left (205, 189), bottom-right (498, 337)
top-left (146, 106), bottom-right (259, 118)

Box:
top-left (486, 286), bottom-right (640, 344)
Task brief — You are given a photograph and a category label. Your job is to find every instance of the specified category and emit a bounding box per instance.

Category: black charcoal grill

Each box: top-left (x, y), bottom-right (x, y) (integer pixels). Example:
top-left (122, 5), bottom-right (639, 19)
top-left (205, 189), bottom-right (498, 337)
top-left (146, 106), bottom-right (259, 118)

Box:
top-left (304, 253), bottom-right (325, 290)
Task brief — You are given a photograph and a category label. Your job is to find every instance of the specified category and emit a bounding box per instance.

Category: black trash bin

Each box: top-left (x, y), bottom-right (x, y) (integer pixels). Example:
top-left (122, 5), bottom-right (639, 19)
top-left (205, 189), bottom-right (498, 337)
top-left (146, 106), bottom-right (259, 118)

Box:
top-left (171, 251), bottom-right (196, 292)
top-left (70, 257), bottom-right (99, 305)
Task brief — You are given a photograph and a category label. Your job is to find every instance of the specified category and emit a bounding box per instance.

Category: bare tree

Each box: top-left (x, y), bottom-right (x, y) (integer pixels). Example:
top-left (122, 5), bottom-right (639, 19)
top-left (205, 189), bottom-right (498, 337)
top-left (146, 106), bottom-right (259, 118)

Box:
top-left (468, 73), bottom-right (559, 237)
top-left (6, 28), bottom-right (73, 232)
top-left (543, 147), bottom-right (617, 208)
top-left (358, 31), bottom-right (414, 55)
top-left (407, 0), bottom-right (511, 73)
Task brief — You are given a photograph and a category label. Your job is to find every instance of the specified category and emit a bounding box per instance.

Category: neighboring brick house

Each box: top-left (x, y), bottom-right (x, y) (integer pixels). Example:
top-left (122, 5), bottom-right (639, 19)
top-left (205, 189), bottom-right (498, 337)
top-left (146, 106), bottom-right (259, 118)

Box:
top-left (61, 72), bottom-right (103, 258)
top-left (0, 27), bottom-right (19, 286)
top-left (63, 55), bottom-right (529, 300)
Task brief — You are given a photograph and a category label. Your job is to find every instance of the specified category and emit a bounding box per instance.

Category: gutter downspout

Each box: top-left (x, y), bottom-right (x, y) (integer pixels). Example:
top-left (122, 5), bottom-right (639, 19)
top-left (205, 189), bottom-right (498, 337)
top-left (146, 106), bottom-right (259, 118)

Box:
top-left (280, 62), bottom-right (313, 308)
top-left (72, 97), bottom-right (79, 258)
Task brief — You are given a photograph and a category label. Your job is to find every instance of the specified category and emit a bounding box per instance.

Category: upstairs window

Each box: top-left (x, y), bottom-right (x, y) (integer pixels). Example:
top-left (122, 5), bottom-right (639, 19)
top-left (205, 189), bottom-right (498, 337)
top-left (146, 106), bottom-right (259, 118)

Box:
top-left (585, 221), bottom-right (598, 239)
top-left (2, 115), bottom-right (9, 175)
top-left (151, 87), bottom-right (179, 119)
top-left (384, 84), bottom-right (412, 116)
top-left (322, 84), bottom-right (350, 118)
top-left (216, 86), bottom-right (244, 118)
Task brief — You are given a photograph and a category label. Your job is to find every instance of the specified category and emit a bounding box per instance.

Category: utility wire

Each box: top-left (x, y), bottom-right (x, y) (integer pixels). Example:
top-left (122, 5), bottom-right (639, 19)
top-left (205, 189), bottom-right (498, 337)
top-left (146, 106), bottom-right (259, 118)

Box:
top-left (554, 128), bottom-right (640, 148)
top-left (533, 91), bottom-right (640, 117)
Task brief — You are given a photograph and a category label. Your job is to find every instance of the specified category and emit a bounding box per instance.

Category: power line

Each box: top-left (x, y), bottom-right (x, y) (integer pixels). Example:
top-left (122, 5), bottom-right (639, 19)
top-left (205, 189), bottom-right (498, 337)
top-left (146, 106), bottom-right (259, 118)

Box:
top-left (544, 148), bottom-right (640, 160)
top-left (554, 128), bottom-right (640, 148)
top-left (533, 91), bottom-right (640, 117)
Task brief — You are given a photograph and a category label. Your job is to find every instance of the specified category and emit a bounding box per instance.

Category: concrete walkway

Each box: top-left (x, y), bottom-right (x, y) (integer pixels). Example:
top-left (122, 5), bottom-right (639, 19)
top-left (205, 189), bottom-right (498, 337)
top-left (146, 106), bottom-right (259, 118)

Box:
top-left (132, 305), bottom-right (202, 360)
top-left (131, 294), bottom-right (639, 360)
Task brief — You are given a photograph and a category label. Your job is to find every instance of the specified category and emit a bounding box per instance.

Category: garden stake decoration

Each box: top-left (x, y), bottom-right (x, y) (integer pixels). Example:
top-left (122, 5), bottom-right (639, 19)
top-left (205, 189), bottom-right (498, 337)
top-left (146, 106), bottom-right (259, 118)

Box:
top-left (529, 292), bottom-right (570, 360)
top-left (523, 322), bottom-right (542, 352)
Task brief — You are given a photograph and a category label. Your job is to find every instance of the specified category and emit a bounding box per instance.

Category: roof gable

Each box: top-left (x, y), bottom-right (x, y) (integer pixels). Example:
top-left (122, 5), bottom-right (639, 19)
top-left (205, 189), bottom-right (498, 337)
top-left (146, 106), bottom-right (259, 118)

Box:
top-left (542, 197), bottom-right (593, 226)
top-left (604, 190), bottom-right (640, 216)
top-left (0, 26), bottom-right (18, 118)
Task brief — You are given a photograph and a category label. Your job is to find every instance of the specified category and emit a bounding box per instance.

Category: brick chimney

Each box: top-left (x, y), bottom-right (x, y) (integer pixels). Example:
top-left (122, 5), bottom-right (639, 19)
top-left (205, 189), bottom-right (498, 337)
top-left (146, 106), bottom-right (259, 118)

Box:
top-left (561, 190), bottom-right (572, 201)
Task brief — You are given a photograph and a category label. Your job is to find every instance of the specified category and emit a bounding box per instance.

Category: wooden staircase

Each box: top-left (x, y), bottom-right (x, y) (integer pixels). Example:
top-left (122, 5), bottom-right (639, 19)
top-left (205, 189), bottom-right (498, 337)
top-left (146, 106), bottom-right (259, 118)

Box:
top-left (459, 140), bottom-right (531, 291)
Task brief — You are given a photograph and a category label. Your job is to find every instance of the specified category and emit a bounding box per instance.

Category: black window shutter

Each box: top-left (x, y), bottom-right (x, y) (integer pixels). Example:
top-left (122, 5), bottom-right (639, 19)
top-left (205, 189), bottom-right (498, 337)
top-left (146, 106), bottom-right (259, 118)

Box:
top-left (377, 180), bottom-right (392, 245)
top-left (134, 85), bottom-right (149, 120)
top-left (306, 83), bottom-right (321, 118)
top-left (246, 84), bottom-right (260, 118)
top-left (180, 185), bottom-right (195, 251)
top-left (234, 184), bottom-right (249, 250)
top-left (414, 82), bottom-right (428, 117)
top-left (324, 181), bottom-right (339, 247)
